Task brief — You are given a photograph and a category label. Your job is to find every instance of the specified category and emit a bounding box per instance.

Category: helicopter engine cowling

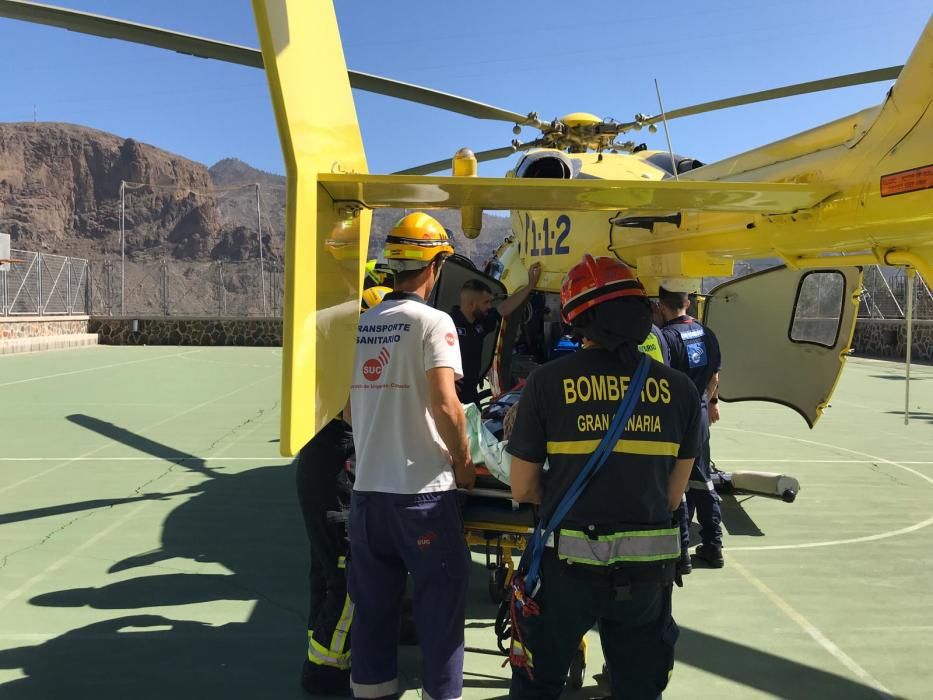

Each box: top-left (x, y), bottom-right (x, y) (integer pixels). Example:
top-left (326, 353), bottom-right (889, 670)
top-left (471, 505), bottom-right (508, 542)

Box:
top-left (514, 150), bottom-right (575, 179)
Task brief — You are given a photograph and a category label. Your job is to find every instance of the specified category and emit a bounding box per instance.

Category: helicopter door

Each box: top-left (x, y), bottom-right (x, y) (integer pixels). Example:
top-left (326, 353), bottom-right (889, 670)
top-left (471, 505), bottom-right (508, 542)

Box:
top-left (428, 254), bottom-right (508, 395)
top-left (702, 265), bottom-right (861, 427)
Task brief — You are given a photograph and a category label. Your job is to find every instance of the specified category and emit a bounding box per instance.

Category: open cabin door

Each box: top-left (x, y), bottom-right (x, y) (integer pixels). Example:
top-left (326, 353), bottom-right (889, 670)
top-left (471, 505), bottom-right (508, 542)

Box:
top-left (428, 254), bottom-right (508, 397)
top-left (703, 265), bottom-right (861, 427)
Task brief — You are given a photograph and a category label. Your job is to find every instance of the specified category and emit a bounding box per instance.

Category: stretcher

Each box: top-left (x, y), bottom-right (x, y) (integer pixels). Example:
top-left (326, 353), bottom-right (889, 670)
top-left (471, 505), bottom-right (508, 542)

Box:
top-left (458, 469), bottom-right (590, 689)
top-left (461, 475), bottom-right (533, 604)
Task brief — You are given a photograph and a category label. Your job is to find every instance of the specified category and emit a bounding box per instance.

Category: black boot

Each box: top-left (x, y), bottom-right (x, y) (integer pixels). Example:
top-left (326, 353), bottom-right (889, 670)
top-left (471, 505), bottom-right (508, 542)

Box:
top-left (301, 659), bottom-right (351, 697)
top-left (694, 544), bottom-right (724, 568)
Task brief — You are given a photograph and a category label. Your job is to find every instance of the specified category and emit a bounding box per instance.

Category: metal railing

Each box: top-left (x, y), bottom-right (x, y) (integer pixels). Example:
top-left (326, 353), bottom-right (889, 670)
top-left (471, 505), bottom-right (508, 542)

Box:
top-left (6, 248), bottom-right (932, 322)
top-left (87, 259), bottom-right (283, 318)
top-left (858, 266), bottom-right (933, 319)
top-left (2, 250), bottom-right (282, 318)
top-left (702, 262), bottom-right (933, 321)
top-left (1, 249), bottom-right (89, 316)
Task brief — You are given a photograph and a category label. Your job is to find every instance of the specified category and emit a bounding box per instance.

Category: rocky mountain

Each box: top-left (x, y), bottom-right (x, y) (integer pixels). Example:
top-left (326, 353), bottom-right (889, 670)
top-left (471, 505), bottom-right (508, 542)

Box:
top-left (0, 123), bottom-right (281, 262)
top-left (0, 123), bottom-right (511, 269)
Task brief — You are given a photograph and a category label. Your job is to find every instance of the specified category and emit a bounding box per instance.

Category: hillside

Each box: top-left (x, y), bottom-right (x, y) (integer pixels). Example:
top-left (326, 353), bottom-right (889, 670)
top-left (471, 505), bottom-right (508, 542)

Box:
top-left (0, 123), bottom-right (510, 268)
top-left (0, 123), bottom-right (282, 262)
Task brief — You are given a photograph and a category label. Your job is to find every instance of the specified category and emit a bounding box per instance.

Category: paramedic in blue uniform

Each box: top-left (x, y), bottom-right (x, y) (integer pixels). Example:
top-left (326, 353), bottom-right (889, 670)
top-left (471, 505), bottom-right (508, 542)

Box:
top-left (345, 212), bottom-right (474, 700)
top-left (658, 284), bottom-right (724, 569)
top-left (451, 262), bottom-right (542, 405)
top-left (507, 255), bottom-right (701, 700)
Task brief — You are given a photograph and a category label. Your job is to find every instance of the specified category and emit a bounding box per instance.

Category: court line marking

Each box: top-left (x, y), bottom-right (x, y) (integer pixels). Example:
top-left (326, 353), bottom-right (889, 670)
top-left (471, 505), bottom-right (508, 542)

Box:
top-left (732, 559), bottom-right (894, 699)
top-left (6, 456), bottom-right (915, 463)
top-left (0, 372), bottom-right (277, 497)
top-left (0, 349), bottom-right (202, 388)
top-left (0, 457), bottom-right (291, 462)
top-left (714, 459), bottom-right (933, 464)
top-left (720, 426), bottom-right (933, 551)
top-left (0, 386), bottom-right (282, 614)
top-left (0, 468), bottom-right (196, 614)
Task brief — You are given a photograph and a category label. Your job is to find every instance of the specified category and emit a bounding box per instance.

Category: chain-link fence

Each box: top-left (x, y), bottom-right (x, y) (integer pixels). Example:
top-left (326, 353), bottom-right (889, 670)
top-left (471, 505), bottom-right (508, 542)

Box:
top-left (7, 248), bottom-right (930, 322)
top-left (704, 262), bottom-right (933, 320)
top-left (2, 249), bottom-right (281, 318)
top-left (1, 249), bottom-right (89, 315)
top-left (87, 259), bottom-right (283, 317)
top-left (858, 265), bottom-right (933, 319)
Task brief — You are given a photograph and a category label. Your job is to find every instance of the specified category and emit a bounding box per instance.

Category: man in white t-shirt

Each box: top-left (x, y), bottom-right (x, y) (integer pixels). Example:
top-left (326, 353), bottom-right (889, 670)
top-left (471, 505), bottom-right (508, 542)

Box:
top-left (345, 212), bottom-right (474, 700)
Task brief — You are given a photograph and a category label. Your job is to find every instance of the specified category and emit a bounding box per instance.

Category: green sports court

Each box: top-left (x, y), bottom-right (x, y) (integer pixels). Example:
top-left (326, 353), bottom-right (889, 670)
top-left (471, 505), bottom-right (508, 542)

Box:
top-left (1, 345), bottom-right (931, 698)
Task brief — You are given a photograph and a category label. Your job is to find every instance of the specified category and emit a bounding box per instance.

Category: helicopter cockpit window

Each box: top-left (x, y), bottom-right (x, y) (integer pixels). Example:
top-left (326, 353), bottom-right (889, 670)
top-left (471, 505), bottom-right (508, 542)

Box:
top-left (789, 271), bottom-right (846, 348)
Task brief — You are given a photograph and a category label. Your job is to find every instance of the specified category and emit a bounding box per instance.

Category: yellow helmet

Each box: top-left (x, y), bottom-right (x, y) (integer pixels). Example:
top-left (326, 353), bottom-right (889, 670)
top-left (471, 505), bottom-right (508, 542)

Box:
top-left (361, 285), bottom-right (392, 310)
top-left (383, 212), bottom-right (455, 271)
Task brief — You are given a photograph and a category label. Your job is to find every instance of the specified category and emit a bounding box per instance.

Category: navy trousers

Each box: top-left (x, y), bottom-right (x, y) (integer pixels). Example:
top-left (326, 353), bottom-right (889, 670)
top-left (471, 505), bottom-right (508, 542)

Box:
top-left (677, 405), bottom-right (722, 550)
top-left (509, 550), bottom-right (678, 700)
top-left (348, 489), bottom-right (469, 700)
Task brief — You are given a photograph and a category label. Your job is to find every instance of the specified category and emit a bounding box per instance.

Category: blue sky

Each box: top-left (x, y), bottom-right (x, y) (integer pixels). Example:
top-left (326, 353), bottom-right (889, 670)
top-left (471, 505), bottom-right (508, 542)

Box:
top-left (0, 1), bottom-right (929, 176)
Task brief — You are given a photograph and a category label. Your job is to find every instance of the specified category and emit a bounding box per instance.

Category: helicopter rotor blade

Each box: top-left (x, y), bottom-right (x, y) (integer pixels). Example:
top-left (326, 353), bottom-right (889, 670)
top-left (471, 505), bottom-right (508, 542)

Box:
top-left (0, 0), bottom-right (547, 129)
top-left (394, 141), bottom-right (544, 176)
top-left (350, 71), bottom-right (546, 128)
top-left (0, 0), bottom-right (264, 67)
top-left (3, 1), bottom-right (904, 147)
top-left (627, 66), bottom-right (902, 129)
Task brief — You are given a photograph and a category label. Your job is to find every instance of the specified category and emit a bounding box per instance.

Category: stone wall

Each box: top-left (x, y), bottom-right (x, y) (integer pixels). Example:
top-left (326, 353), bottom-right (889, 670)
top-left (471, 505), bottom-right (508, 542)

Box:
top-left (852, 319), bottom-right (933, 362)
top-left (0, 316), bottom-right (89, 339)
top-left (9, 315), bottom-right (927, 359)
top-left (89, 317), bottom-right (282, 346)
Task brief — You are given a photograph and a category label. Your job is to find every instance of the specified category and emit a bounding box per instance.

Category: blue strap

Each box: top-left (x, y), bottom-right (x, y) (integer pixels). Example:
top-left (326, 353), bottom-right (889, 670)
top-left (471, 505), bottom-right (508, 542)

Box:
top-left (522, 354), bottom-right (652, 591)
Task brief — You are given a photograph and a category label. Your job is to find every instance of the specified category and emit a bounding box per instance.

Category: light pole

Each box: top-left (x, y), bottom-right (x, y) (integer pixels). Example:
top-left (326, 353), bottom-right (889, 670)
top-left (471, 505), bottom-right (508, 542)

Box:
top-left (257, 183), bottom-right (267, 315)
top-left (120, 180), bottom-right (126, 315)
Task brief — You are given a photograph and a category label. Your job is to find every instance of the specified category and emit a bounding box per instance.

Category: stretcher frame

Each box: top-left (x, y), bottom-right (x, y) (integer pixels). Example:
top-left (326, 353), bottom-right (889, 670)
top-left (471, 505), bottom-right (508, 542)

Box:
top-left (460, 484), bottom-right (589, 689)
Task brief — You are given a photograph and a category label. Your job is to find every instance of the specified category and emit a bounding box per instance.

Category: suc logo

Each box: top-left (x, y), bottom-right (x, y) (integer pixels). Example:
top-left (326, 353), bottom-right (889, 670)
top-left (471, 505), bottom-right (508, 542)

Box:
top-left (363, 347), bottom-right (391, 381)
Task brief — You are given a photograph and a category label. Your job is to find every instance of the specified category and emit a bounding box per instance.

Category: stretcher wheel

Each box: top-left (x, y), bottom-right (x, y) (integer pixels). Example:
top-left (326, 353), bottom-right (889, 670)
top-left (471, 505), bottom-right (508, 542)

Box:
top-left (567, 646), bottom-right (586, 689)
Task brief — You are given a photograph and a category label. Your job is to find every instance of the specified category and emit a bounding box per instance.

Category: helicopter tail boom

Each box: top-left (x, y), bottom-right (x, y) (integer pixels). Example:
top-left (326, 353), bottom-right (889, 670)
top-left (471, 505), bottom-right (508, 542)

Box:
top-left (252, 0), bottom-right (371, 456)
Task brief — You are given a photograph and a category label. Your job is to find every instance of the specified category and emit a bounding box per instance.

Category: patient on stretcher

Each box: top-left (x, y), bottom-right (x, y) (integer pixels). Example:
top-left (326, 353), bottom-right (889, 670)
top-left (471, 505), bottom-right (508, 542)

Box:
top-left (464, 390), bottom-right (551, 486)
top-left (462, 394), bottom-right (541, 528)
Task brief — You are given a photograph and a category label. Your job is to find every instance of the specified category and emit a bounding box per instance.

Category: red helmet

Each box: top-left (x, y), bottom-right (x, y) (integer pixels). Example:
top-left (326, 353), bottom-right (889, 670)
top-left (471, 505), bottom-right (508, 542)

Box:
top-left (560, 254), bottom-right (646, 323)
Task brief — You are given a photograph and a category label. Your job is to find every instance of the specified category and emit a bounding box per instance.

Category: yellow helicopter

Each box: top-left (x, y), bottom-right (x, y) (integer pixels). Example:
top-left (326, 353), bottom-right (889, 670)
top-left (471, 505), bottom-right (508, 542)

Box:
top-left (1, 0), bottom-right (930, 456)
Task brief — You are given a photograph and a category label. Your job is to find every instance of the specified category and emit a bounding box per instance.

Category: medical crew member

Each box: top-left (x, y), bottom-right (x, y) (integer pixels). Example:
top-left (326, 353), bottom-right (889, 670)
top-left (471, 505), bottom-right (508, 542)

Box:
top-left (639, 323), bottom-right (671, 365)
top-left (295, 285), bottom-right (394, 696)
top-left (659, 284), bottom-right (724, 569)
top-left (451, 263), bottom-right (542, 405)
top-left (346, 212), bottom-right (474, 700)
top-left (507, 255), bottom-right (701, 700)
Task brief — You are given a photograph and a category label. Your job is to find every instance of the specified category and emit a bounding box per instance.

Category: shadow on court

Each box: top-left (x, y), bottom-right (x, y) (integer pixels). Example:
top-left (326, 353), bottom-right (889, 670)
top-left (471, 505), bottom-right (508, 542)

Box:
top-left (870, 374), bottom-right (929, 381)
top-left (0, 416), bottom-right (895, 699)
top-left (886, 410), bottom-right (933, 424)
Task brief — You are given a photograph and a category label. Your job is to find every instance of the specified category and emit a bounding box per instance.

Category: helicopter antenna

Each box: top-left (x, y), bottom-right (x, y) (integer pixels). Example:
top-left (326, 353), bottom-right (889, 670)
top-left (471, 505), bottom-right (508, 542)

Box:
top-left (653, 79), bottom-right (678, 181)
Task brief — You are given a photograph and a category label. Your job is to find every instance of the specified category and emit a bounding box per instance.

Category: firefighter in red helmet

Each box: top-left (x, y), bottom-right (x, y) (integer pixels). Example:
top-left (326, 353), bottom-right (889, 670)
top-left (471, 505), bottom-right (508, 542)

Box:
top-left (506, 255), bottom-right (702, 699)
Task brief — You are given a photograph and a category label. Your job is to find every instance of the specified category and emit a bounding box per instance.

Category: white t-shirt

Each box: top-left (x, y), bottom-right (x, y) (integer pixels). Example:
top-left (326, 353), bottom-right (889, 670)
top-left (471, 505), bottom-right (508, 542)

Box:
top-left (350, 294), bottom-right (463, 494)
